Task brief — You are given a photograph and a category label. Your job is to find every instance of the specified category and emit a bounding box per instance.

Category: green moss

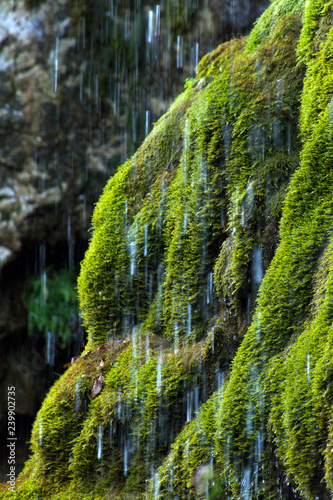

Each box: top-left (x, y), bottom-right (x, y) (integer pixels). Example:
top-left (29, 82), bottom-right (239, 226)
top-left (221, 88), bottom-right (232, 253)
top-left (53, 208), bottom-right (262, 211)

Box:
top-left (11, 0), bottom-right (333, 498)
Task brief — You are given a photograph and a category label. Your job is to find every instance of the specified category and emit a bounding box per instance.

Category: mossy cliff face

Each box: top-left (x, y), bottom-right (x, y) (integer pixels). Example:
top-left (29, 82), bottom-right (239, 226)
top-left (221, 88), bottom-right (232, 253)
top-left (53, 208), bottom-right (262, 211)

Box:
top-left (7, 0), bottom-right (333, 498)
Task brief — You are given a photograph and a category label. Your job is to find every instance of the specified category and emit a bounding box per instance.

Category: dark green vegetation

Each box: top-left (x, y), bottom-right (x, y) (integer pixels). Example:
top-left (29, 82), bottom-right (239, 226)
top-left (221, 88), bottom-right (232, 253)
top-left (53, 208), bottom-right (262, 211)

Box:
top-left (25, 267), bottom-right (78, 348)
top-left (6, 0), bottom-right (333, 498)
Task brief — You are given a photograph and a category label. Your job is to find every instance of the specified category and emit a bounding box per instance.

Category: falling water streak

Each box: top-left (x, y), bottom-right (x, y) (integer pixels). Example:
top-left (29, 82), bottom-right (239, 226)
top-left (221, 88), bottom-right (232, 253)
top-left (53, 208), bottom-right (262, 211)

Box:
top-left (97, 424), bottom-right (103, 459)
top-left (187, 390), bottom-right (192, 421)
top-left (54, 37), bottom-right (59, 93)
top-left (144, 224), bottom-right (148, 256)
top-left (241, 203), bottom-right (245, 227)
top-left (118, 389), bottom-right (122, 419)
top-left (194, 385), bottom-right (199, 415)
top-left (253, 247), bottom-right (262, 284)
top-left (195, 42), bottom-right (199, 72)
top-left (307, 353), bottom-right (310, 382)
top-left (183, 211), bottom-right (187, 232)
top-left (124, 443), bottom-right (128, 475)
top-left (155, 5), bottom-right (160, 36)
top-left (124, 200), bottom-right (128, 225)
top-left (154, 471), bottom-right (160, 499)
top-left (174, 323), bottom-right (179, 354)
top-left (156, 352), bottom-right (162, 394)
top-left (177, 35), bottom-right (183, 68)
top-left (146, 334), bottom-right (150, 362)
top-left (39, 422), bottom-right (43, 445)
top-left (241, 467), bottom-right (250, 499)
top-left (187, 303), bottom-right (191, 336)
top-left (46, 331), bottom-right (55, 366)
top-left (41, 270), bottom-right (47, 306)
top-left (207, 271), bottom-right (213, 304)
top-left (183, 119), bottom-right (189, 183)
top-left (132, 326), bottom-right (137, 358)
top-left (75, 380), bottom-right (80, 411)
top-left (145, 110), bottom-right (149, 136)
top-left (148, 10), bottom-right (153, 43)
top-left (130, 241), bottom-right (136, 275)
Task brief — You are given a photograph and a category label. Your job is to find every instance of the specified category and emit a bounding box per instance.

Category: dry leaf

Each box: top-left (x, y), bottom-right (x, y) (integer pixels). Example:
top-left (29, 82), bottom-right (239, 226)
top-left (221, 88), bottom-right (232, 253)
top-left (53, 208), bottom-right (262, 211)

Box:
top-left (91, 374), bottom-right (105, 398)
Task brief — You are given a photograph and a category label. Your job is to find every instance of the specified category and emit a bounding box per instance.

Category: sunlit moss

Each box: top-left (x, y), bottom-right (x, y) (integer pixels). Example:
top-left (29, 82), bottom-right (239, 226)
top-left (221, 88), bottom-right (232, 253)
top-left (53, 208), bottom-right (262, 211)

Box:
top-left (8, 0), bottom-right (333, 499)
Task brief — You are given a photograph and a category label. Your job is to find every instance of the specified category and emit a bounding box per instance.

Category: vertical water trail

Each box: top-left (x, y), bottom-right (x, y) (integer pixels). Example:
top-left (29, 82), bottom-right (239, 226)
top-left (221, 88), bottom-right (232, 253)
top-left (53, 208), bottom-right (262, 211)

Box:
top-left (174, 323), bottom-right (179, 354)
top-left (97, 424), bottom-right (103, 459)
top-left (148, 10), bottom-right (153, 43)
top-left (130, 240), bottom-right (136, 275)
top-left (46, 331), bottom-right (55, 366)
top-left (144, 224), bottom-right (148, 257)
top-left (75, 380), bottom-right (80, 412)
top-left (187, 302), bottom-right (191, 336)
top-left (177, 35), bottom-right (183, 68)
top-left (156, 349), bottom-right (162, 394)
top-left (146, 334), bottom-right (150, 362)
top-left (39, 422), bottom-right (43, 445)
top-left (252, 247), bottom-right (262, 285)
top-left (124, 442), bottom-right (128, 475)
top-left (54, 37), bottom-right (59, 93)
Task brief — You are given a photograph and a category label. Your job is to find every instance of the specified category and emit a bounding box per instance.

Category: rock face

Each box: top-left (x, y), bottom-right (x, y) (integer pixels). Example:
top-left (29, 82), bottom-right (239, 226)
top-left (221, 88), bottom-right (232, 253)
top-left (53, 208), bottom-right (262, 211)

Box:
top-left (0, 0), bottom-right (268, 268)
top-left (8, 0), bottom-right (333, 498)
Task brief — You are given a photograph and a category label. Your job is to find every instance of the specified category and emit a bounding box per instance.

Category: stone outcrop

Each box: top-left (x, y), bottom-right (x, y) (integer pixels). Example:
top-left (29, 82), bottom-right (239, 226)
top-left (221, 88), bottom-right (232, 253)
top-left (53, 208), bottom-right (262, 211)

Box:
top-left (0, 0), bottom-right (268, 266)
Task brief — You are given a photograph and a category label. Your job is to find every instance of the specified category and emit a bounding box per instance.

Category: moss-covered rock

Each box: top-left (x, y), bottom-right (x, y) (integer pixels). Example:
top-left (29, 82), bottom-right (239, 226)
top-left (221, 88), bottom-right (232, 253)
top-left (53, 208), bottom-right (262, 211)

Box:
top-left (7, 0), bottom-right (333, 498)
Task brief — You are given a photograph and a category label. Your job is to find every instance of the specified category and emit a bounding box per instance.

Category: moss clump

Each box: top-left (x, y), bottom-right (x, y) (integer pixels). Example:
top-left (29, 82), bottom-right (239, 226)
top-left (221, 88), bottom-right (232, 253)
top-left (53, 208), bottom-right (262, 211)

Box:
top-left (10, 0), bottom-right (333, 498)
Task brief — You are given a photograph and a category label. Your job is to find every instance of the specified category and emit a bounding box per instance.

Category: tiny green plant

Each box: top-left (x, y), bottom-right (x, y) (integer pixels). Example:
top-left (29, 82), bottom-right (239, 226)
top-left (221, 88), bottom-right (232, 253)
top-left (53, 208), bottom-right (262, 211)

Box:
top-left (184, 77), bottom-right (196, 89)
top-left (25, 267), bottom-right (78, 348)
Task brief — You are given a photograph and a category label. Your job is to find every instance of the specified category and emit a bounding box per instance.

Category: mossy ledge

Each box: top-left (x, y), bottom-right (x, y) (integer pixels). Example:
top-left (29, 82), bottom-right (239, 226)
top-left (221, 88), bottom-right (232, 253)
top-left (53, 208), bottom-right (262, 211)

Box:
top-left (6, 0), bottom-right (333, 498)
